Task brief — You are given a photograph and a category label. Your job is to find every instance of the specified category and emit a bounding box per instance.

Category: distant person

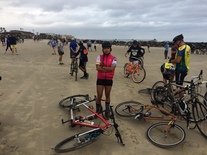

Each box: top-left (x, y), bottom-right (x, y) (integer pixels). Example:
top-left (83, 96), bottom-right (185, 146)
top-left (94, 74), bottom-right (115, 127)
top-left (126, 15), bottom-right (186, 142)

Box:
top-left (5, 34), bottom-right (12, 54)
top-left (170, 34), bottom-right (191, 98)
top-left (125, 40), bottom-right (145, 66)
top-left (87, 40), bottom-right (92, 52)
top-left (57, 38), bottom-right (64, 65)
top-left (9, 34), bottom-right (18, 55)
top-left (95, 41), bottom-right (117, 119)
top-left (50, 38), bottom-right (57, 55)
top-left (170, 45), bottom-right (177, 61)
top-left (164, 42), bottom-right (169, 59)
top-left (76, 40), bottom-right (89, 79)
top-left (147, 44), bottom-right (150, 52)
top-left (94, 40), bottom-right (97, 51)
top-left (1, 35), bottom-right (5, 46)
top-left (69, 38), bottom-right (78, 59)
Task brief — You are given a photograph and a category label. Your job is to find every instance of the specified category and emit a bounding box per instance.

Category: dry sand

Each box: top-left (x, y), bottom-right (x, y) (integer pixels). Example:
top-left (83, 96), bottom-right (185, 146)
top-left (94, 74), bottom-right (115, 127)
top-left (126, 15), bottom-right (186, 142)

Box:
top-left (0, 40), bottom-right (207, 155)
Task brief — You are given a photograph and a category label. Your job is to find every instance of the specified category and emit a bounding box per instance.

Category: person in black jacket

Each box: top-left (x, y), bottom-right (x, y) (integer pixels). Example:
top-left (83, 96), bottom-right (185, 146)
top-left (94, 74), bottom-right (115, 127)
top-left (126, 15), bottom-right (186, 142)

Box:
top-left (125, 40), bottom-right (145, 66)
top-left (9, 34), bottom-right (18, 55)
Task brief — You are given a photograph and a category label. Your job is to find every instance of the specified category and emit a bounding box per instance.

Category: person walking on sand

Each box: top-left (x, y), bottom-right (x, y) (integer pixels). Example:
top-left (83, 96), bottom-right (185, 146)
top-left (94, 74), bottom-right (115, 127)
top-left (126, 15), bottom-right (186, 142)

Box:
top-left (95, 41), bottom-right (117, 119)
top-left (57, 38), bottom-right (64, 65)
top-left (50, 37), bottom-right (57, 55)
top-left (147, 44), bottom-right (150, 53)
top-left (9, 34), bottom-right (18, 55)
top-left (164, 42), bottom-right (169, 59)
top-left (76, 40), bottom-right (89, 79)
top-left (94, 40), bottom-right (97, 51)
top-left (5, 34), bottom-right (12, 54)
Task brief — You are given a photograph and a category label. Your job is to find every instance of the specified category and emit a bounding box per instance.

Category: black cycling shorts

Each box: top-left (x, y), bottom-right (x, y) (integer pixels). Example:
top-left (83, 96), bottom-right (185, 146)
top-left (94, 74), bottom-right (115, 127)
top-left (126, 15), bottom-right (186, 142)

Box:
top-left (96, 79), bottom-right (113, 86)
top-left (79, 60), bottom-right (87, 69)
top-left (175, 71), bottom-right (187, 85)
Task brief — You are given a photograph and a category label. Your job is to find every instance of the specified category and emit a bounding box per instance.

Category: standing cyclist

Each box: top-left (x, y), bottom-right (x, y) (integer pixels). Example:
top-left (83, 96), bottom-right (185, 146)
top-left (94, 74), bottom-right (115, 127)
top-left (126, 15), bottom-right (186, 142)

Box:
top-left (170, 34), bottom-right (191, 98)
top-left (76, 40), bottom-right (89, 79)
top-left (95, 41), bottom-right (117, 119)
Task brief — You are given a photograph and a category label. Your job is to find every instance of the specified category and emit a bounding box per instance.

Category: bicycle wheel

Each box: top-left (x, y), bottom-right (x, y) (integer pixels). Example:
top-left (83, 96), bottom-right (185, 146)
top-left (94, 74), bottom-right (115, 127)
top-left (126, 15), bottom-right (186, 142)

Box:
top-left (75, 62), bottom-right (78, 81)
top-left (59, 94), bottom-right (89, 108)
top-left (115, 101), bottom-right (143, 117)
top-left (150, 81), bottom-right (165, 101)
top-left (153, 86), bottom-right (172, 113)
top-left (123, 63), bottom-right (130, 78)
top-left (131, 65), bottom-right (146, 83)
top-left (70, 62), bottom-right (74, 76)
top-left (193, 101), bottom-right (207, 138)
top-left (205, 92), bottom-right (207, 106)
top-left (147, 122), bottom-right (186, 147)
top-left (137, 58), bottom-right (144, 67)
top-left (54, 129), bottom-right (102, 153)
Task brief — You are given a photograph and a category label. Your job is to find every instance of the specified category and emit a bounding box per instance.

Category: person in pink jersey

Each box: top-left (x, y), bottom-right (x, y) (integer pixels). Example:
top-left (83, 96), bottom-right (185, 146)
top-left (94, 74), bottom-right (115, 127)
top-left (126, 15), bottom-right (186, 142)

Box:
top-left (95, 41), bottom-right (117, 118)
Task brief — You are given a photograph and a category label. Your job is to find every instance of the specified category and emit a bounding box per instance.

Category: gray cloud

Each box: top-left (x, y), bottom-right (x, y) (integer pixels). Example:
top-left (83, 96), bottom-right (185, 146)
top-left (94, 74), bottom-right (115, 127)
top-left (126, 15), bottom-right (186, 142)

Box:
top-left (0, 0), bottom-right (207, 41)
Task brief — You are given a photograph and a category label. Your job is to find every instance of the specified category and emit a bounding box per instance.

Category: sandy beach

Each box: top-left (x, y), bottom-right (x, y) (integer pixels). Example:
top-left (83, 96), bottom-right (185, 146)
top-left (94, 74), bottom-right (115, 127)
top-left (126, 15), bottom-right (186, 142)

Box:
top-left (0, 39), bottom-right (207, 155)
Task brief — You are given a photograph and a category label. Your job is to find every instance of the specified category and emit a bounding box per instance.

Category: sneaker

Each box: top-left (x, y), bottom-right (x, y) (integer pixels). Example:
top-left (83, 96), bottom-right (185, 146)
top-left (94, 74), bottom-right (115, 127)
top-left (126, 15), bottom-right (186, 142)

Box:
top-left (96, 104), bottom-right (103, 114)
top-left (80, 76), bottom-right (86, 79)
top-left (85, 73), bottom-right (89, 79)
top-left (60, 62), bottom-right (64, 65)
top-left (104, 109), bottom-right (111, 120)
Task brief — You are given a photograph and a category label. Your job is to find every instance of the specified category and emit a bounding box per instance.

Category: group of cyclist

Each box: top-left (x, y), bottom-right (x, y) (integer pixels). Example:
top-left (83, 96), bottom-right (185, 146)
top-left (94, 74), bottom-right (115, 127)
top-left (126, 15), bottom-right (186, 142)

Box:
top-left (67, 34), bottom-right (191, 119)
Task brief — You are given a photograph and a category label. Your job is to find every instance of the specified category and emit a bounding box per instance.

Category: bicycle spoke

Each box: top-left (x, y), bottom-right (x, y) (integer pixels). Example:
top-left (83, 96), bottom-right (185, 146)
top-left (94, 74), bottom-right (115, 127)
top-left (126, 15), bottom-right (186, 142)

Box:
top-left (147, 122), bottom-right (185, 147)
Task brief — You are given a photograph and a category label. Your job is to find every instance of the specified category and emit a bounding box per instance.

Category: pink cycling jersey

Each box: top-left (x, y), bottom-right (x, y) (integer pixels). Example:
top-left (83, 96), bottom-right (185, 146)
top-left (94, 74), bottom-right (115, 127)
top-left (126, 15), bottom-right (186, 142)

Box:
top-left (96, 53), bottom-right (117, 80)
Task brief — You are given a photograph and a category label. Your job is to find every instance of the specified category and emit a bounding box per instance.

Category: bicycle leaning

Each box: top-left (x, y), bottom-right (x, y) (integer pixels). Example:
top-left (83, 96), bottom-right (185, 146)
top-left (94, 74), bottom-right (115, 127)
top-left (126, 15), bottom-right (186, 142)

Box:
top-left (123, 57), bottom-right (146, 83)
top-left (70, 57), bottom-right (79, 81)
top-left (54, 94), bottom-right (124, 153)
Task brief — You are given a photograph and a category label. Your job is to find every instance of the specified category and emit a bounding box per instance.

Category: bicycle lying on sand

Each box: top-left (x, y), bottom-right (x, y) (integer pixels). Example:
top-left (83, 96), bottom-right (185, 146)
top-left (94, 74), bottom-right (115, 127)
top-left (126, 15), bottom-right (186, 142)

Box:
top-left (54, 94), bottom-right (124, 153)
top-left (151, 70), bottom-right (207, 112)
top-left (115, 73), bottom-right (207, 148)
top-left (70, 57), bottom-right (78, 81)
top-left (123, 57), bottom-right (146, 83)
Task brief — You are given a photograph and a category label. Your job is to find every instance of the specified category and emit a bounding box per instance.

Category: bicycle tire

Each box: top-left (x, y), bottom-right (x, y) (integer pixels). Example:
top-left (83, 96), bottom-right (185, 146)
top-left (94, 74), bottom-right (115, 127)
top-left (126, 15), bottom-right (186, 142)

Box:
top-left (131, 65), bottom-right (146, 83)
top-left (54, 130), bottom-right (101, 153)
top-left (150, 81), bottom-right (165, 101)
top-left (147, 122), bottom-right (186, 148)
top-left (59, 94), bottom-right (89, 108)
top-left (115, 101), bottom-right (143, 117)
top-left (123, 63), bottom-right (130, 78)
top-left (203, 92), bottom-right (207, 106)
top-left (70, 62), bottom-right (74, 76)
top-left (75, 63), bottom-right (78, 81)
top-left (193, 101), bottom-right (207, 138)
top-left (153, 86), bottom-right (172, 114)
top-left (137, 58), bottom-right (144, 67)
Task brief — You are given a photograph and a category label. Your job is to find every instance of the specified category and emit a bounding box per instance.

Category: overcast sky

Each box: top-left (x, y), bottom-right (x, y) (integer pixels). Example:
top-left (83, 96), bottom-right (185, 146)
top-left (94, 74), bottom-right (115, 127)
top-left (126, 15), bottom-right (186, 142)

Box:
top-left (1, 0), bottom-right (207, 42)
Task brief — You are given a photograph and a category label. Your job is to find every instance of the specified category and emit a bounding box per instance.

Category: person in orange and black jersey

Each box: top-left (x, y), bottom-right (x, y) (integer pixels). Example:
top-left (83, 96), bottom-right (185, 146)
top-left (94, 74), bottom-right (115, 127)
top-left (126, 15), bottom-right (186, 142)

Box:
top-left (76, 40), bottom-right (89, 79)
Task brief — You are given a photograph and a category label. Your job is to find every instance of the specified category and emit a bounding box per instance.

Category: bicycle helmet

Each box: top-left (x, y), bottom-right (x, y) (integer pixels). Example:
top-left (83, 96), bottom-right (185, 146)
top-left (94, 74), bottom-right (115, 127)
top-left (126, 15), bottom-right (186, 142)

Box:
top-left (172, 34), bottom-right (184, 44)
top-left (161, 63), bottom-right (175, 80)
top-left (78, 40), bottom-right (83, 45)
top-left (132, 40), bottom-right (138, 45)
top-left (102, 41), bottom-right (111, 48)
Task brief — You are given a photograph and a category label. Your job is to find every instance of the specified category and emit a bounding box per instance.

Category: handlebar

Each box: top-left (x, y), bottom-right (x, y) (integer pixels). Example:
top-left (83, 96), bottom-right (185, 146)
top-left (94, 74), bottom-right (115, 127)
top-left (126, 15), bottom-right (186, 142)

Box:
top-left (190, 70), bottom-right (203, 81)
